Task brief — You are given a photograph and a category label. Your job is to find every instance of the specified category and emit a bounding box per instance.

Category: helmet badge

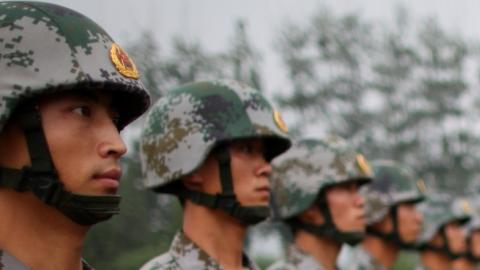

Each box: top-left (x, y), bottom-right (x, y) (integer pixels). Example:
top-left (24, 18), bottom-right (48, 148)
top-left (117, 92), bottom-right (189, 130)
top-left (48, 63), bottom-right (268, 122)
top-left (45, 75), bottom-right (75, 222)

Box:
top-left (273, 110), bottom-right (288, 133)
top-left (460, 199), bottom-right (472, 214)
top-left (416, 178), bottom-right (427, 194)
top-left (356, 154), bottom-right (372, 176)
top-left (110, 43), bottom-right (139, 79)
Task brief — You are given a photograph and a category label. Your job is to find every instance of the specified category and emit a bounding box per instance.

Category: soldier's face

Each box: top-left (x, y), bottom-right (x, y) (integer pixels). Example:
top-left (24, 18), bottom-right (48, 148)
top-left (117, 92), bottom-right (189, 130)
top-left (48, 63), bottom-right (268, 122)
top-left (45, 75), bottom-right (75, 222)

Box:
top-left (190, 139), bottom-right (272, 207)
top-left (229, 139), bottom-right (272, 206)
top-left (326, 181), bottom-right (366, 232)
top-left (445, 222), bottom-right (467, 254)
top-left (0, 91), bottom-right (127, 196)
top-left (397, 202), bottom-right (423, 243)
top-left (470, 230), bottom-right (480, 257)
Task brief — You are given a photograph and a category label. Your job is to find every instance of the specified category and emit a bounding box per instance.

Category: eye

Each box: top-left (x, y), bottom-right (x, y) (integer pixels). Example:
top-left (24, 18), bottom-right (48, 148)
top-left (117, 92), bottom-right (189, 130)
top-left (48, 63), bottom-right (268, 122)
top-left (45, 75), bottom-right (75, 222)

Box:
top-left (72, 106), bottom-right (91, 117)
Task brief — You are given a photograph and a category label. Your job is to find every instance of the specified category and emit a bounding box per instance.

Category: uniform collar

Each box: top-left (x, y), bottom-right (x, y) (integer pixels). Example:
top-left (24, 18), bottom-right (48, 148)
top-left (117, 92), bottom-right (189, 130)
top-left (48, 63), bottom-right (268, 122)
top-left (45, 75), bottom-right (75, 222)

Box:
top-left (286, 245), bottom-right (328, 269)
top-left (356, 245), bottom-right (386, 270)
top-left (170, 231), bottom-right (259, 270)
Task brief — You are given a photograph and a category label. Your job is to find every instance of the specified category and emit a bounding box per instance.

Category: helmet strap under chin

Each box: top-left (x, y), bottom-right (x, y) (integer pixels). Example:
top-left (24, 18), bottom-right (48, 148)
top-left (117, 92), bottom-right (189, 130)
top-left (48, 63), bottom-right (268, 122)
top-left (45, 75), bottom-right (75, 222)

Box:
top-left (181, 144), bottom-right (269, 225)
top-left (288, 192), bottom-right (365, 246)
top-left (366, 206), bottom-right (417, 249)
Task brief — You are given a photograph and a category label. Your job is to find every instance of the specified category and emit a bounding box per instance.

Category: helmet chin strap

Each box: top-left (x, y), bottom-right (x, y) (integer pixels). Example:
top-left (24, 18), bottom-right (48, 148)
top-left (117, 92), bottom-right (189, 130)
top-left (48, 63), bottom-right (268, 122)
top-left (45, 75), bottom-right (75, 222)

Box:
top-left (421, 227), bottom-right (469, 260)
top-left (181, 144), bottom-right (269, 225)
top-left (366, 206), bottom-right (418, 249)
top-left (289, 193), bottom-right (365, 246)
top-left (0, 103), bottom-right (121, 225)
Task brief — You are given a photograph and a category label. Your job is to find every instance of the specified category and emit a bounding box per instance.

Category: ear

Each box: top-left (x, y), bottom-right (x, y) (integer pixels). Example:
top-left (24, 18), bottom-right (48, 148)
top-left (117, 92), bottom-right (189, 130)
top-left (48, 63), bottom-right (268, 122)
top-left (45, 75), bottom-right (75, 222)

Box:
top-left (298, 205), bottom-right (325, 224)
top-left (371, 214), bottom-right (392, 232)
top-left (182, 172), bottom-right (204, 191)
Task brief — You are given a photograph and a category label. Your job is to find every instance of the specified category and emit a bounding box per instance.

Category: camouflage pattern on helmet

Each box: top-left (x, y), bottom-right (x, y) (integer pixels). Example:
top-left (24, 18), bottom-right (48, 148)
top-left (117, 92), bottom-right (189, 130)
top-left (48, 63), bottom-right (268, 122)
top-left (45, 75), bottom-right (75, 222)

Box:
top-left (0, 1), bottom-right (150, 131)
top-left (140, 80), bottom-right (291, 191)
top-left (140, 231), bottom-right (260, 270)
top-left (417, 194), bottom-right (471, 245)
top-left (362, 160), bottom-right (425, 225)
top-left (270, 136), bottom-right (372, 219)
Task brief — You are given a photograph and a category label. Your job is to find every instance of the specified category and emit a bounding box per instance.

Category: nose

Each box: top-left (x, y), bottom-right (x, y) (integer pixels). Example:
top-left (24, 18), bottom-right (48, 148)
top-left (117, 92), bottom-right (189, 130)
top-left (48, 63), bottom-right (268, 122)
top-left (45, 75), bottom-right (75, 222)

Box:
top-left (355, 192), bottom-right (365, 208)
top-left (414, 209), bottom-right (423, 225)
top-left (97, 118), bottom-right (127, 159)
top-left (256, 157), bottom-right (272, 178)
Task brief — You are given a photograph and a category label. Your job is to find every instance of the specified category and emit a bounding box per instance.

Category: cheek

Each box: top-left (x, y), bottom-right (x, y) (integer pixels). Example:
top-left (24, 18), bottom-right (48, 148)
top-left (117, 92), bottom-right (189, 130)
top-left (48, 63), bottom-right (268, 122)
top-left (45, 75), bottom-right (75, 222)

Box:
top-left (231, 159), bottom-right (253, 189)
top-left (472, 235), bottom-right (480, 254)
top-left (44, 127), bottom-right (93, 189)
top-left (328, 195), bottom-right (351, 220)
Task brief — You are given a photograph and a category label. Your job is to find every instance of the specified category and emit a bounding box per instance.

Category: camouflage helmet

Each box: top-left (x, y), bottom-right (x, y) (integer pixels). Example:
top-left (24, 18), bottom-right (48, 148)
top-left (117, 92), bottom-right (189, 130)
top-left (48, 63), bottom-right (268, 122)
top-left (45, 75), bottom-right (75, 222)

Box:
top-left (140, 79), bottom-right (290, 191)
top-left (363, 160), bottom-right (425, 225)
top-left (0, 1), bottom-right (150, 132)
top-left (417, 194), bottom-right (471, 246)
top-left (270, 135), bottom-right (373, 220)
top-left (0, 2), bottom-right (150, 226)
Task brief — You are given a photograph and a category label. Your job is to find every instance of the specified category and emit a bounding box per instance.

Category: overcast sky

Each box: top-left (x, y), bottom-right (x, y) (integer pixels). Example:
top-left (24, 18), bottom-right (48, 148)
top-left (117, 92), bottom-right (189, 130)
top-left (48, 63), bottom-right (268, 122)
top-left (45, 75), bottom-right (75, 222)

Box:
top-left (19, 0), bottom-right (480, 95)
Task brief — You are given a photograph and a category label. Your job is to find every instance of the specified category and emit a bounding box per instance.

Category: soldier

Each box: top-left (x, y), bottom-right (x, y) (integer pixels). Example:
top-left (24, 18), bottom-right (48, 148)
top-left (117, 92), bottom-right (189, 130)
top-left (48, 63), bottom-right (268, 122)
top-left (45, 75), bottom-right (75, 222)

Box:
top-left (0, 2), bottom-right (150, 269)
top-left (266, 136), bottom-right (373, 270)
top-left (139, 80), bottom-right (291, 270)
top-left (416, 195), bottom-right (472, 270)
top-left (337, 160), bottom-right (424, 270)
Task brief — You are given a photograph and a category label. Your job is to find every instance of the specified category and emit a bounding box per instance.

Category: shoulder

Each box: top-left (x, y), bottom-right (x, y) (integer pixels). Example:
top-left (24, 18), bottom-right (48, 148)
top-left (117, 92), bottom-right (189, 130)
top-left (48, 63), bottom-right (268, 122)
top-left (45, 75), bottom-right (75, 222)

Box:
top-left (337, 245), bottom-right (376, 270)
top-left (139, 252), bottom-right (179, 270)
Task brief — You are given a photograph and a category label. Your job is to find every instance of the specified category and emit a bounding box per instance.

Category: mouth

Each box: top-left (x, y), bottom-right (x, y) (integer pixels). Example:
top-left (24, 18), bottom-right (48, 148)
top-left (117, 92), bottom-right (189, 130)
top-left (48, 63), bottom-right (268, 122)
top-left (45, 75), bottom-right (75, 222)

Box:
top-left (255, 186), bottom-right (271, 198)
top-left (92, 169), bottom-right (122, 191)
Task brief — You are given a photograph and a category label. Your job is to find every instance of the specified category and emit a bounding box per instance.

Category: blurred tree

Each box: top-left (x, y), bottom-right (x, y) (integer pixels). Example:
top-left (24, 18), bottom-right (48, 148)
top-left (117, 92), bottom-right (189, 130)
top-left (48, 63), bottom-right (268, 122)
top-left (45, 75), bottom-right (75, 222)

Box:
top-left (275, 6), bottom-right (480, 194)
top-left (275, 8), bottom-right (374, 135)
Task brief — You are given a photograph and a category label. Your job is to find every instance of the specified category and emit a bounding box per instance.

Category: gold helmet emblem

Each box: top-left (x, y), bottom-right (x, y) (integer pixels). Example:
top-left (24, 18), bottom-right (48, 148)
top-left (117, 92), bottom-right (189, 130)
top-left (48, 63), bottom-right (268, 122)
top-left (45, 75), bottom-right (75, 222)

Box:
top-left (356, 154), bottom-right (372, 176)
top-left (110, 43), bottom-right (140, 79)
top-left (273, 110), bottom-right (288, 133)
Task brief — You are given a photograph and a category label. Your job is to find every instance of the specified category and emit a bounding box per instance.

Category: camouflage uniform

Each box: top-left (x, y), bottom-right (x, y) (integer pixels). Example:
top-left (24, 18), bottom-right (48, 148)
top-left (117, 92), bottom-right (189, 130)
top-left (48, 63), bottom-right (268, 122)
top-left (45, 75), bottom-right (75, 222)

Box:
top-left (0, 1), bottom-right (149, 269)
top-left (267, 136), bottom-right (373, 270)
top-left (140, 232), bottom-right (260, 270)
top-left (267, 245), bottom-right (326, 270)
top-left (337, 160), bottom-right (425, 270)
top-left (140, 80), bottom-right (290, 269)
top-left (337, 245), bottom-right (385, 270)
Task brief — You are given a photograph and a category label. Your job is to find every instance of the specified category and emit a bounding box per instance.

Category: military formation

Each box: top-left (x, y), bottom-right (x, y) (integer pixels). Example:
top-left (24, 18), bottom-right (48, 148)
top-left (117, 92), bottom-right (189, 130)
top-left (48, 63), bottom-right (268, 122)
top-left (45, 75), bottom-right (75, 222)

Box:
top-left (0, 1), bottom-right (479, 270)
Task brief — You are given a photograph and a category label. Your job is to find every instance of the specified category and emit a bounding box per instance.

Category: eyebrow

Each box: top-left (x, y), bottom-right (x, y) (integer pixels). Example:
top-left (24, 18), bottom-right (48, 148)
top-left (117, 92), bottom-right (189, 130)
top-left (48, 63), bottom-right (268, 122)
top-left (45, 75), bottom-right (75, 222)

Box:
top-left (68, 91), bottom-right (118, 116)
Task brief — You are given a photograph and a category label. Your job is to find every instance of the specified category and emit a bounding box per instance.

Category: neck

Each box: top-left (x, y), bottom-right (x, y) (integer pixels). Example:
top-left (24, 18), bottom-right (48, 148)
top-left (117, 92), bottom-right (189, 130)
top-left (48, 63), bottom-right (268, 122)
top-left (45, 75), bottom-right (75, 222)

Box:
top-left (420, 250), bottom-right (451, 270)
top-left (451, 257), bottom-right (474, 270)
top-left (183, 201), bottom-right (247, 270)
top-left (0, 190), bottom-right (88, 270)
top-left (362, 235), bottom-right (399, 269)
top-left (295, 230), bottom-right (341, 270)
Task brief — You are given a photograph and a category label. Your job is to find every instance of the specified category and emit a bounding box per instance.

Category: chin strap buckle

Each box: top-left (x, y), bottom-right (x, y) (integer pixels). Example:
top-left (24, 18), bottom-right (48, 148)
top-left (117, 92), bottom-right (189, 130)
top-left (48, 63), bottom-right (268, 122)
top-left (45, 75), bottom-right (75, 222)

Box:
top-left (28, 171), bottom-right (63, 205)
